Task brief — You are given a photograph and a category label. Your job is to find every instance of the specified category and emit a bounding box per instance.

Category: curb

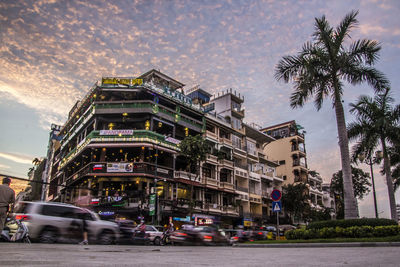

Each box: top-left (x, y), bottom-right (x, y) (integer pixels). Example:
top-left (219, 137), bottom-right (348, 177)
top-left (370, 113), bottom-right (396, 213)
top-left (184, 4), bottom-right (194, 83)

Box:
top-left (235, 242), bottom-right (400, 248)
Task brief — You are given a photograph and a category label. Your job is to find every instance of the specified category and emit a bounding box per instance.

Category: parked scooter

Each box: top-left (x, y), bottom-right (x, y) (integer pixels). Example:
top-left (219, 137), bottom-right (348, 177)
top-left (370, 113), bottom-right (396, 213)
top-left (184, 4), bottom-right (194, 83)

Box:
top-left (0, 216), bottom-right (31, 243)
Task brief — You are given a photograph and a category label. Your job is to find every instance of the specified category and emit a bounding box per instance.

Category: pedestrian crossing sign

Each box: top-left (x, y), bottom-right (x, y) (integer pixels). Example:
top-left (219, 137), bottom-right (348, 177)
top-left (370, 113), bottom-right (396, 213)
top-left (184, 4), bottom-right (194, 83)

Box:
top-left (272, 201), bottom-right (281, 212)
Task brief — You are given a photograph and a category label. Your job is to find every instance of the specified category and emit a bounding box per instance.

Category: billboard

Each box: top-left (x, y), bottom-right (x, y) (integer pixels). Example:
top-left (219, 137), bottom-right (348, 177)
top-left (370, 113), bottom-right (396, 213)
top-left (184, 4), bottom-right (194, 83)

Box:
top-left (107, 163), bottom-right (133, 173)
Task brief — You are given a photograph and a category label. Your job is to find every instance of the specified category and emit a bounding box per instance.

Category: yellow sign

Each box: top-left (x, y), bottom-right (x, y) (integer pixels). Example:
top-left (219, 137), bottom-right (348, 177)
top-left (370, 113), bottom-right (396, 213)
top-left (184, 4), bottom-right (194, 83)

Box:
top-left (102, 77), bottom-right (143, 86)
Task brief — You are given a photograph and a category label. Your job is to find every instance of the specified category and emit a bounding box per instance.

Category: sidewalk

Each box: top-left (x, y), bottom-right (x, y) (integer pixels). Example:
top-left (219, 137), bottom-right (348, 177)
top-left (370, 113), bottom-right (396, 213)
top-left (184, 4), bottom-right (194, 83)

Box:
top-left (236, 242), bottom-right (400, 248)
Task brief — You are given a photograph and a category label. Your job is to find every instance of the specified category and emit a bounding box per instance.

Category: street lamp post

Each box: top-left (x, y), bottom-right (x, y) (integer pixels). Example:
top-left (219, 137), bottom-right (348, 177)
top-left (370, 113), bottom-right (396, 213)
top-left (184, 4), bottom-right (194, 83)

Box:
top-left (358, 151), bottom-right (383, 219)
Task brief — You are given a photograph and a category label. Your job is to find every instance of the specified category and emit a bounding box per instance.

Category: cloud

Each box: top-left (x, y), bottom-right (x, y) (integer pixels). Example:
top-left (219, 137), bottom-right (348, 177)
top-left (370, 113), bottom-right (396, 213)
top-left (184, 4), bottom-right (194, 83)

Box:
top-left (0, 152), bottom-right (34, 165)
top-left (0, 163), bottom-right (11, 169)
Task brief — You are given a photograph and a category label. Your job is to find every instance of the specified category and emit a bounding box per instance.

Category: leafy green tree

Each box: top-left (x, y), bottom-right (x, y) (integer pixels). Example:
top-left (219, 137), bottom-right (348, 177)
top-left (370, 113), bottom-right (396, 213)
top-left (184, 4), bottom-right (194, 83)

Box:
top-left (330, 166), bottom-right (371, 219)
top-left (275, 10), bottom-right (389, 219)
top-left (348, 89), bottom-right (400, 220)
top-left (282, 183), bottom-right (310, 223)
top-left (389, 145), bottom-right (400, 191)
top-left (179, 135), bottom-right (209, 217)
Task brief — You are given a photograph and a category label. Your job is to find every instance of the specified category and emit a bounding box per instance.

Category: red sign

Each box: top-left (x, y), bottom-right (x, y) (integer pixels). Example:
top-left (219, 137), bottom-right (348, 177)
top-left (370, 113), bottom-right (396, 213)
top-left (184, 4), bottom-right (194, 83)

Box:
top-left (271, 189), bottom-right (282, 201)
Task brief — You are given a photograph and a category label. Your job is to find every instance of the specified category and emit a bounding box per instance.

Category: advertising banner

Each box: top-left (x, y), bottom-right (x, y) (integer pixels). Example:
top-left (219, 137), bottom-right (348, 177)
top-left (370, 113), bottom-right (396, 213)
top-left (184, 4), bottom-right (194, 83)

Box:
top-left (149, 194), bottom-right (156, 216)
top-left (99, 129), bottom-right (133, 136)
top-left (107, 163), bottom-right (133, 173)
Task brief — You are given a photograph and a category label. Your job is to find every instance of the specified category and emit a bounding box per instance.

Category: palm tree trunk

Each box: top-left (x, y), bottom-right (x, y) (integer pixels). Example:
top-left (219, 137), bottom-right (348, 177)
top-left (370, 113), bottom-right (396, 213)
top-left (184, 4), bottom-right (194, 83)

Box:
top-left (334, 99), bottom-right (359, 219)
top-left (381, 137), bottom-right (398, 221)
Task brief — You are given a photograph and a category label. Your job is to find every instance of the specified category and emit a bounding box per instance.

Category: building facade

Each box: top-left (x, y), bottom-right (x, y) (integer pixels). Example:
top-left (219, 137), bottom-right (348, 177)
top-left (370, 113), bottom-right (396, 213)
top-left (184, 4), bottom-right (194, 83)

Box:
top-left (45, 70), bottom-right (281, 227)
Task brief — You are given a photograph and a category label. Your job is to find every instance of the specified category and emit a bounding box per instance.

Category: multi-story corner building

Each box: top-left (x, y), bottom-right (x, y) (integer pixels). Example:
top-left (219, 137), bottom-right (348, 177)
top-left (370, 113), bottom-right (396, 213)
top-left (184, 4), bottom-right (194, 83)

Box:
top-left (45, 69), bottom-right (280, 227)
top-left (203, 89), bottom-right (282, 227)
top-left (261, 120), bottom-right (308, 185)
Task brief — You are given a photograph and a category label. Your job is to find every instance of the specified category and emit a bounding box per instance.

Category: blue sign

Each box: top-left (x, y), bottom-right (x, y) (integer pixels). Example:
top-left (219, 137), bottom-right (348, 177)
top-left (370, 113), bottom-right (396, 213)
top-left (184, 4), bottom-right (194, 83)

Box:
top-left (173, 216), bottom-right (190, 222)
top-left (272, 201), bottom-right (282, 212)
top-left (271, 189), bottom-right (282, 201)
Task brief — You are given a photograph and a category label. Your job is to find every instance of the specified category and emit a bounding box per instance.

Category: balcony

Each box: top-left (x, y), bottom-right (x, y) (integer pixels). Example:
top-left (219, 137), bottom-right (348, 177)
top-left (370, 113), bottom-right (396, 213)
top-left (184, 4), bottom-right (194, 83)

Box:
top-left (205, 130), bottom-right (218, 141)
top-left (60, 129), bottom-right (180, 168)
top-left (234, 167), bottom-right (248, 178)
top-left (261, 188), bottom-right (273, 198)
top-left (203, 177), bottom-right (219, 188)
top-left (220, 137), bottom-right (233, 147)
top-left (232, 106), bottom-right (245, 117)
top-left (65, 162), bottom-right (172, 184)
top-left (204, 203), bottom-right (222, 213)
top-left (222, 205), bottom-right (239, 216)
top-left (220, 181), bottom-right (235, 191)
top-left (219, 158), bottom-right (234, 169)
top-left (293, 160), bottom-right (307, 168)
top-left (248, 171), bottom-right (261, 182)
top-left (249, 193), bottom-right (262, 204)
top-left (206, 154), bottom-right (218, 164)
top-left (233, 147), bottom-right (247, 158)
top-left (235, 186), bottom-right (249, 193)
top-left (174, 171), bottom-right (200, 183)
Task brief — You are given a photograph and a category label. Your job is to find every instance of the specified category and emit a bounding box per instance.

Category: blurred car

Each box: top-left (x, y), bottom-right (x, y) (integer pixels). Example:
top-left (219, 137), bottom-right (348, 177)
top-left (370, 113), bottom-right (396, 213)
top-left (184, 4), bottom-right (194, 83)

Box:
top-left (13, 201), bottom-right (119, 244)
top-left (170, 225), bottom-right (229, 246)
top-left (135, 225), bottom-right (163, 245)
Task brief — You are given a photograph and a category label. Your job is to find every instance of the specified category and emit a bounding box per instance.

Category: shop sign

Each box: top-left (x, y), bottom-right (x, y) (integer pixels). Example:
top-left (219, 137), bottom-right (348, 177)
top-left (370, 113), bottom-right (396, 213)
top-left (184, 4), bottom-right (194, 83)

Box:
top-left (107, 163), bottom-right (133, 173)
top-left (93, 164), bottom-right (105, 171)
top-left (173, 216), bottom-right (190, 222)
top-left (99, 129), bottom-right (133, 136)
top-left (192, 213), bottom-right (215, 219)
top-left (149, 194), bottom-right (156, 216)
top-left (156, 167), bottom-right (169, 174)
top-left (102, 77), bottom-right (143, 86)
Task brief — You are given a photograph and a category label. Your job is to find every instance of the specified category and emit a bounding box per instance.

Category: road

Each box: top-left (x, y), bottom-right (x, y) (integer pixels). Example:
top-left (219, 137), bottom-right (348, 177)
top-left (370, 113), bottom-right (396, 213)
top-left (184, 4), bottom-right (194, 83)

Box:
top-left (0, 243), bottom-right (399, 266)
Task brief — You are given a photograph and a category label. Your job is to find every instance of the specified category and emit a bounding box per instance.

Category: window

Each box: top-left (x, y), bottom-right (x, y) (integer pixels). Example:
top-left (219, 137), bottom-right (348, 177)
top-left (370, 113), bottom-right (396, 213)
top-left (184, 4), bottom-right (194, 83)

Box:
top-left (40, 205), bottom-right (76, 218)
top-left (283, 175), bottom-right (287, 180)
top-left (279, 160), bottom-right (285, 165)
top-left (232, 117), bottom-right (242, 130)
top-left (232, 135), bottom-right (242, 149)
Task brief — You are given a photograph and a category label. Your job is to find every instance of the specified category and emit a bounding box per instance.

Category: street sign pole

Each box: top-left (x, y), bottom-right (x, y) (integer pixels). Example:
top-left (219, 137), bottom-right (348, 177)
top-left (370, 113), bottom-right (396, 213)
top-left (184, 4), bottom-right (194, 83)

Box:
top-left (276, 211), bottom-right (279, 240)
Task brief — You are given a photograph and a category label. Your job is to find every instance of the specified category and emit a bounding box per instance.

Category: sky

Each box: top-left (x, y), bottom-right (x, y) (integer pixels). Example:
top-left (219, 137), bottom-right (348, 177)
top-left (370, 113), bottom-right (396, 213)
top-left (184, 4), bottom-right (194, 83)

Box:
top-left (0, 0), bottom-right (399, 218)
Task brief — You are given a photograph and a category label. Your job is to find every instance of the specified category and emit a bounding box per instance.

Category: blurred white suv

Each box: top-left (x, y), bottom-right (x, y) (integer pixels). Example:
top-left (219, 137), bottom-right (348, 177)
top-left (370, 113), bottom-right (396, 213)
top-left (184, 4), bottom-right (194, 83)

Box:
top-left (14, 201), bottom-right (119, 244)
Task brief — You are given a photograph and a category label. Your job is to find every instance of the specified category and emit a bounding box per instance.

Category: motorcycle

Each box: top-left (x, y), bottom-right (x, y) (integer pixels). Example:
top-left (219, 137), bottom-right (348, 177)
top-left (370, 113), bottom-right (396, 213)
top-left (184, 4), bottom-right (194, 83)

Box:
top-left (1, 216), bottom-right (31, 243)
top-left (160, 230), bottom-right (174, 246)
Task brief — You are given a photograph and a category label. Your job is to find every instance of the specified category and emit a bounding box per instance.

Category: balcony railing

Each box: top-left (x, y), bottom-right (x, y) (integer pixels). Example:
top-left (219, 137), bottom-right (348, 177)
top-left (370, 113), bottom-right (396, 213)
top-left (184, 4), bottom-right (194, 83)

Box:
top-left (174, 171), bottom-right (200, 183)
top-left (234, 167), bottom-right (248, 178)
top-left (219, 158), bottom-right (234, 168)
top-left (203, 177), bottom-right (219, 187)
top-left (220, 182), bottom-right (235, 191)
top-left (60, 129), bottom-right (180, 168)
top-left (293, 160), bottom-right (307, 168)
top-left (235, 186), bottom-right (249, 193)
top-left (204, 203), bottom-right (222, 212)
top-left (65, 162), bottom-right (173, 184)
top-left (220, 137), bottom-right (233, 147)
top-left (205, 130), bottom-right (218, 140)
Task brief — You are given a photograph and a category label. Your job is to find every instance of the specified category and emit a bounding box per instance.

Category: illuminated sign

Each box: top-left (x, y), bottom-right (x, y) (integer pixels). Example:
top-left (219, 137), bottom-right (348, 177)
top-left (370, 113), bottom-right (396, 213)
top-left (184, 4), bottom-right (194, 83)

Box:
top-left (93, 164), bottom-right (104, 171)
top-left (107, 163), bottom-right (133, 173)
top-left (101, 77), bottom-right (143, 86)
top-left (99, 129), bottom-right (134, 136)
top-left (173, 216), bottom-right (190, 222)
top-left (98, 211), bottom-right (115, 216)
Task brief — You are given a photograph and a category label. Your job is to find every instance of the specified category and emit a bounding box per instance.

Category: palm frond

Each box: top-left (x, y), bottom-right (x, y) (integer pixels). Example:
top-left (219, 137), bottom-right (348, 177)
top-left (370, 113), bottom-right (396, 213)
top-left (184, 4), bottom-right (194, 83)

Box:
top-left (341, 65), bottom-right (390, 92)
top-left (348, 39), bottom-right (381, 65)
top-left (333, 10), bottom-right (359, 53)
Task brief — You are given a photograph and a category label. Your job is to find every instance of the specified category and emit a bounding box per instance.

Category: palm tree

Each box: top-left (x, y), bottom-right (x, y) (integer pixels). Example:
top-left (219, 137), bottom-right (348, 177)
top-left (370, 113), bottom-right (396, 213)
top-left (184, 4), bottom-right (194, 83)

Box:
top-left (348, 89), bottom-right (400, 220)
top-left (275, 10), bottom-right (389, 219)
